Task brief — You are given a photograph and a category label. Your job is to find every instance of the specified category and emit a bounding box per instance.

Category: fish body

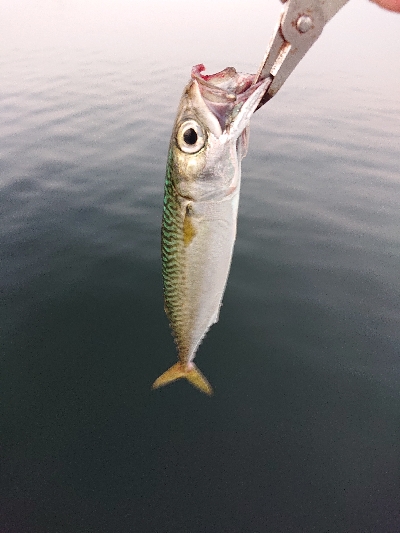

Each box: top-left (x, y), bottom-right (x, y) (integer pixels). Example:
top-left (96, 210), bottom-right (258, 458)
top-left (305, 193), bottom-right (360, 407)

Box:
top-left (152, 65), bottom-right (269, 394)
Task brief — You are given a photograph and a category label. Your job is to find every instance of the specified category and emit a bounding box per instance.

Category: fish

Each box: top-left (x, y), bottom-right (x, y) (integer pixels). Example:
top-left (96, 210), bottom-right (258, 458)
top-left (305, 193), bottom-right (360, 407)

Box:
top-left (152, 64), bottom-right (270, 395)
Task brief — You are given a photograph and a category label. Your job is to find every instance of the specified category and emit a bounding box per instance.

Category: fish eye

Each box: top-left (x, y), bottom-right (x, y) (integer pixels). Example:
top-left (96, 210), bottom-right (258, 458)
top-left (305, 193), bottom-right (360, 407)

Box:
top-left (176, 120), bottom-right (206, 154)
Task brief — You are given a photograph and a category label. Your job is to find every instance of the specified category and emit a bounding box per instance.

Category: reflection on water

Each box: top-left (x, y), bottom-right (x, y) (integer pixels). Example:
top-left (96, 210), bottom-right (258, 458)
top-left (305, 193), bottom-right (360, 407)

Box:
top-left (1, 1), bottom-right (400, 532)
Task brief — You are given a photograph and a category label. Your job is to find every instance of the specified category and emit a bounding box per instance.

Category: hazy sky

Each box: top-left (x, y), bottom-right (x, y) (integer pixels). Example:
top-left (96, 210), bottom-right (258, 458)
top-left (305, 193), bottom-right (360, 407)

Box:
top-left (1, 0), bottom-right (399, 99)
top-left (2, 1), bottom-right (399, 59)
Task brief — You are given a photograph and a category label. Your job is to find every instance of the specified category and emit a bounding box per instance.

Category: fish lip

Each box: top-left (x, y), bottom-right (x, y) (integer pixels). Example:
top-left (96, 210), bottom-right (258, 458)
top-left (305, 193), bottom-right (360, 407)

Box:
top-left (191, 64), bottom-right (267, 131)
top-left (191, 64), bottom-right (255, 103)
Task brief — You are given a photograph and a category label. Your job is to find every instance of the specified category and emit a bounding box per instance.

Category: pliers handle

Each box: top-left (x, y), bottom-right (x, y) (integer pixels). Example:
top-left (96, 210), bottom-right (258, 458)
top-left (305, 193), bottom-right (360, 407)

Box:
top-left (255, 0), bottom-right (350, 109)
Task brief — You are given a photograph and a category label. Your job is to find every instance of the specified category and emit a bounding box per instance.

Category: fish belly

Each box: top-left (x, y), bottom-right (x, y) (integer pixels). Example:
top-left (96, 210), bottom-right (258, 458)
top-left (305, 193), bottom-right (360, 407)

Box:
top-left (162, 169), bottom-right (240, 365)
top-left (181, 192), bottom-right (239, 362)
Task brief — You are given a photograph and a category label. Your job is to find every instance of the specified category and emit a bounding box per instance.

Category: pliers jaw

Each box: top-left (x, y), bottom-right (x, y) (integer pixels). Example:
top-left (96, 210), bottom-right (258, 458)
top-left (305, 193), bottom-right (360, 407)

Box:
top-left (255, 0), bottom-right (350, 110)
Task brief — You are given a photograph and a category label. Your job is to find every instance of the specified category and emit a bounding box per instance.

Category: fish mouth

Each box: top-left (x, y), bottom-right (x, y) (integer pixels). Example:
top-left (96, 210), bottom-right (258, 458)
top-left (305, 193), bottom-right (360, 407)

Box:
top-left (191, 64), bottom-right (267, 131)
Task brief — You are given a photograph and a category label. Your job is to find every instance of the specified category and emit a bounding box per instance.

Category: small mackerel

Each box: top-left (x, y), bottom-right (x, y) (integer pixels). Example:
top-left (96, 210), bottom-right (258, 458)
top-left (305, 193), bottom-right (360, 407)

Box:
top-left (152, 64), bottom-right (270, 394)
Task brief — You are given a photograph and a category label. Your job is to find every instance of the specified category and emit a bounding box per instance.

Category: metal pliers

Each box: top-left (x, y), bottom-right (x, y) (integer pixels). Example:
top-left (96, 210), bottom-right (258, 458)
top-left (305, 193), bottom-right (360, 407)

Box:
top-left (255, 0), bottom-right (350, 109)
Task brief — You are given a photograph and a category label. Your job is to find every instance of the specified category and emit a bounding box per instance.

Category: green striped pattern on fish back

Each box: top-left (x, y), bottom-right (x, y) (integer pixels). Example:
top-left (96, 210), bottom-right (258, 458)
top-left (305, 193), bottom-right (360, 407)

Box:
top-left (161, 153), bottom-right (190, 361)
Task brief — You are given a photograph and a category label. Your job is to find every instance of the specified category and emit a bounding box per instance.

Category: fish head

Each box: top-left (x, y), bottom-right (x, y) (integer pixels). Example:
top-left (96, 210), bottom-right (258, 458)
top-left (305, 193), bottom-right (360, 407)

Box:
top-left (168, 64), bottom-right (270, 202)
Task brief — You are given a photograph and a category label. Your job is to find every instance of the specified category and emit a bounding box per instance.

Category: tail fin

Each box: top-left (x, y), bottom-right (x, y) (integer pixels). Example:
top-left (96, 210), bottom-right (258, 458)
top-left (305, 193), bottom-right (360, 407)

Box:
top-left (152, 362), bottom-right (213, 395)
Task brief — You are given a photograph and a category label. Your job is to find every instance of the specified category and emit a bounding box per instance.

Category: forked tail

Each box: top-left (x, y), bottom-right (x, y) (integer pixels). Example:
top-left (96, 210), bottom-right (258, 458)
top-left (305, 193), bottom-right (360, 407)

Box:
top-left (152, 362), bottom-right (213, 395)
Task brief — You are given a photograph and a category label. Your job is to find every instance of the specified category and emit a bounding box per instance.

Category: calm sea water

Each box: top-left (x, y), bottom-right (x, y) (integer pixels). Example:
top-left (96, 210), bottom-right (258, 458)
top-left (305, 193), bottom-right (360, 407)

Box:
top-left (1, 1), bottom-right (399, 532)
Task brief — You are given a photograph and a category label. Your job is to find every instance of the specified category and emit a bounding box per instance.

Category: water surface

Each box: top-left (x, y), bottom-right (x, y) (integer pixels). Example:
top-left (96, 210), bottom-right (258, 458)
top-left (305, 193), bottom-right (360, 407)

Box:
top-left (1, 1), bottom-right (400, 532)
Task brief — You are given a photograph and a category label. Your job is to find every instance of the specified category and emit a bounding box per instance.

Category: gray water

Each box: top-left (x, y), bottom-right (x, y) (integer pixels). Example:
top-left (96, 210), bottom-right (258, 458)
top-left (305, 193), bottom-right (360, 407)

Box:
top-left (1, 1), bottom-right (400, 532)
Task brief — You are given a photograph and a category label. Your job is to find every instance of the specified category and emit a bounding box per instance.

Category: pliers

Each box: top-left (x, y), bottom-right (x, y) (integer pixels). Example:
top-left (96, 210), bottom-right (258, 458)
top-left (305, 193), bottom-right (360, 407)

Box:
top-left (255, 0), bottom-right (350, 109)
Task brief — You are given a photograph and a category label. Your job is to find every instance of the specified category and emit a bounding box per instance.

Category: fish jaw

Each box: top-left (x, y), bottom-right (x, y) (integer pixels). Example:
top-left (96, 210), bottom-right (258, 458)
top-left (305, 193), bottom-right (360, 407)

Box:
top-left (222, 78), bottom-right (270, 142)
top-left (169, 72), bottom-right (270, 203)
top-left (191, 64), bottom-right (271, 137)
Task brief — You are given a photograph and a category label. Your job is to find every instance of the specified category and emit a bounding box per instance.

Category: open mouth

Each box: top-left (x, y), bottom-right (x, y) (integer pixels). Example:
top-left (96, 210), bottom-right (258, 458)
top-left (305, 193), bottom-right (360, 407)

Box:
top-left (191, 64), bottom-right (265, 131)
